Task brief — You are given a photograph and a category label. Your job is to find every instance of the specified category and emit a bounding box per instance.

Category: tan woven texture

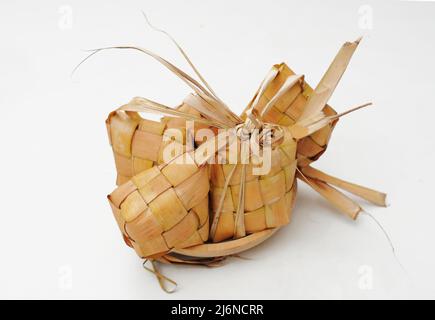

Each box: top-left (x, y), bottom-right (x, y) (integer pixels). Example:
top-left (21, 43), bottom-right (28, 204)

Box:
top-left (209, 127), bottom-right (297, 242)
top-left (105, 38), bottom-right (388, 268)
top-left (108, 152), bottom-right (210, 258)
top-left (98, 36), bottom-right (392, 294)
top-left (105, 62), bottom-right (336, 259)
top-left (107, 102), bottom-right (206, 186)
top-left (242, 63), bottom-right (338, 168)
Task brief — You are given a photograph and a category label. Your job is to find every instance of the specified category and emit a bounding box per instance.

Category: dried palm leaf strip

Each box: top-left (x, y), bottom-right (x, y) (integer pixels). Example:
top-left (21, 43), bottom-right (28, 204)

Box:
top-left (301, 166), bottom-right (387, 207)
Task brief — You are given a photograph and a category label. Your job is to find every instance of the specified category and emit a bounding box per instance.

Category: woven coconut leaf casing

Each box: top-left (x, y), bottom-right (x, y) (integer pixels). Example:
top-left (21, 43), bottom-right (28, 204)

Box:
top-left (242, 63), bottom-right (338, 167)
top-left (103, 39), bottom-right (388, 292)
top-left (108, 152), bottom-right (210, 258)
top-left (107, 102), bottom-right (208, 186)
top-left (209, 127), bottom-right (297, 242)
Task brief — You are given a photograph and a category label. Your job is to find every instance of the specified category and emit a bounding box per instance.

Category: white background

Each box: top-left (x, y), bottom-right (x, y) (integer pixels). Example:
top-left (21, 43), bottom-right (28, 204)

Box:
top-left (1, 0), bottom-right (434, 299)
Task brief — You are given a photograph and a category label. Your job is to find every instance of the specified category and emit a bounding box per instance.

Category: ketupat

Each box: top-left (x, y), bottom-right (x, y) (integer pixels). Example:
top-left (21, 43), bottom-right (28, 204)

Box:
top-left (101, 37), bottom-right (387, 292)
